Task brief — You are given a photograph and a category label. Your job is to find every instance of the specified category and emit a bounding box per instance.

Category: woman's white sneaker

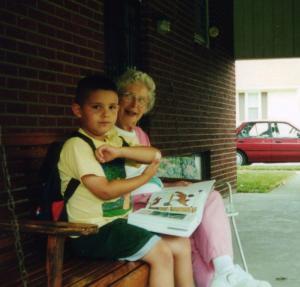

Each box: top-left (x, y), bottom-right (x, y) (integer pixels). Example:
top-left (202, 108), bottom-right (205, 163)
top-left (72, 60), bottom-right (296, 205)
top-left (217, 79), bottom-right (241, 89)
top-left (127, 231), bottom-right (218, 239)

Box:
top-left (211, 265), bottom-right (272, 287)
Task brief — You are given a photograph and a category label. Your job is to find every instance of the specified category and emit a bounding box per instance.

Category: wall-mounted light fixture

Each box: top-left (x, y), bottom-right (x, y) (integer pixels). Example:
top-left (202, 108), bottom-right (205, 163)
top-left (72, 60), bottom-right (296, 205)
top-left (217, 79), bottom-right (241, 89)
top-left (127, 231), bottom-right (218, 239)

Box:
top-left (209, 26), bottom-right (219, 38)
top-left (157, 19), bottom-right (171, 34)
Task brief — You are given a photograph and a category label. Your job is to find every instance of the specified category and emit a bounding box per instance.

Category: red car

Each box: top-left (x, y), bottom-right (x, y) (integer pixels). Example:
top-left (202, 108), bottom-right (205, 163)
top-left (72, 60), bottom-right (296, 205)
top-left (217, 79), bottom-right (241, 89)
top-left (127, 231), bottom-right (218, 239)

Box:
top-left (236, 121), bottom-right (300, 165)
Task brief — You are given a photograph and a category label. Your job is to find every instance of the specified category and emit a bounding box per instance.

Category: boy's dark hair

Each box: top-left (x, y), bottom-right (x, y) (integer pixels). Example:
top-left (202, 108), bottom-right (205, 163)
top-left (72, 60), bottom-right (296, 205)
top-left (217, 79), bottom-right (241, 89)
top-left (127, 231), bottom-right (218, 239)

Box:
top-left (75, 74), bottom-right (118, 105)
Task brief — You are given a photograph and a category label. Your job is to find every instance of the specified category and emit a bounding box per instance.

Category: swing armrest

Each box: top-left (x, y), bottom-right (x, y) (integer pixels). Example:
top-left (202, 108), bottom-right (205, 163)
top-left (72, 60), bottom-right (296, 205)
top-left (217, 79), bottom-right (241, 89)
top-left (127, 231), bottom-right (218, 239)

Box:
top-left (0, 220), bottom-right (98, 236)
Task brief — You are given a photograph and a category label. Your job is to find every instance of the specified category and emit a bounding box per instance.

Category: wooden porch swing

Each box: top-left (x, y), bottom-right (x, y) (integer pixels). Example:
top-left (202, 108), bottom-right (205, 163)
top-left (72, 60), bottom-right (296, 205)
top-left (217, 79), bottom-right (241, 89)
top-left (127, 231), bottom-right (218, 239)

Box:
top-left (0, 131), bottom-right (149, 287)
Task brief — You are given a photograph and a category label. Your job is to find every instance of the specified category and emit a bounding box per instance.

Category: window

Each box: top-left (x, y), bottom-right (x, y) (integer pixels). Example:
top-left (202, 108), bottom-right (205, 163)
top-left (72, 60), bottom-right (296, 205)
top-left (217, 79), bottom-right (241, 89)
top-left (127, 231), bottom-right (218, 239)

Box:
top-left (194, 0), bottom-right (209, 47)
top-left (238, 93), bottom-right (245, 122)
top-left (237, 91), bottom-right (268, 122)
top-left (247, 92), bottom-right (259, 120)
top-left (248, 123), bottom-right (270, 137)
top-left (272, 122), bottom-right (300, 138)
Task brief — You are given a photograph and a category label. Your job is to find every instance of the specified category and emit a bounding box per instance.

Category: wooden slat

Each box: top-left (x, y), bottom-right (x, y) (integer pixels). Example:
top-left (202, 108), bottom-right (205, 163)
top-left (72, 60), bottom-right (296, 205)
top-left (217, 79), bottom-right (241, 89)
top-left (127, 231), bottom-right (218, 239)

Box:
top-left (0, 220), bottom-right (98, 236)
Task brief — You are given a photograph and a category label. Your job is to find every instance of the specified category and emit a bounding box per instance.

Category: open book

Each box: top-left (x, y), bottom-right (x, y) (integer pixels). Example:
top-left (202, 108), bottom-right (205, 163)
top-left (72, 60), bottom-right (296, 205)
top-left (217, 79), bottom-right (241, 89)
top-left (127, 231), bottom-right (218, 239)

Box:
top-left (128, 180), bottom-right (215, 237)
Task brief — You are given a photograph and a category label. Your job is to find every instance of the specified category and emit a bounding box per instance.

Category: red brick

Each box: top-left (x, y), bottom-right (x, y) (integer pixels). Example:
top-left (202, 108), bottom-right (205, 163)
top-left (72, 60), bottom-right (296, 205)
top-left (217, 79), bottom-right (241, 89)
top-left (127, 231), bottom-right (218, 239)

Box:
top-left (28, 57), bottom-right (47, 69)
top-left (38, 47), bottom-right (56, 59)
top-left (17, 17), bottom-right (37, 31)
top-left (47, 84), bottom-right (65, 94)
top-left (47, 61), bottom-right (64, 72)
top-left (37, 1), bottom-right (56, 14)
top-left (38, 23), bottom-right (57, 37)
top-left (28, 104), bottom-right (47, 114)
top-left (87, 0), bottom-right (101, 11)
top-left (64, 65), bottom-right (80, 75)
top-left (64, 86), bottom-right (75, 96)
top-left (28, 81), bottom-right (47, 92)
top-left (57, 95), bottom-right (73, 105)
top-left (56, 30), bottom-right (72, 42)
top-left (57, 52), bottom-right (73, 62)
top-left (47, 38), bottom-right (64, 50)
top-left (56, 74), bottom-right (74, 85)
top-left (57, 118), bottom-right (73, 126)
top-left (64, 43), bottom-right (79, 54)
top-left (48, 106), bottom-right (65, 115)
top-left (65, 0), bottom-right (80, 13)
top-left (28, 8), bottom-right (45, 22)
top-left (73, 56), bottom-right (87, 66)
top-left (0, 89), bottom-right (19, 101)
top-left (19, 92), bottom-right (38, 102)
top-left (55, 7), bottom-right (71, 21)
top-left (17, 42), bottom-right (38, 55)
top-left (16, 116), bottom-right (38, 126)
top-left (39, 71), bottom-right (56, 82)
top-left (70, 14), bottom-right (87, 26)
top-left (39, 94), bottom-right (57, 104)
top-left (6, 26), bottom-right (27, 41)
top-left (39, 117), bottom-right (57, 126)
top-left (7, 78), bottom-right (27, 89)
top-left (19, 68), bottom-right (38, 79)
top-left (79, 6), bottom-right (94, 18)
top-left (0, 10), bottom-right (17, 25)
top-left (79, 47), bottom-right (94, 58)
top-left (26, 31), bottom-right (47, 45)
top-left (0, 115), bottom-right (17, 125)
top-left (73, 35), bottom-right (87, 46)
top-left (0, 37), bottom-right (17, 50)
top-left (7, 103), bottom-right (27, 113)
top-left (1, 64), bottom-right (18, 76)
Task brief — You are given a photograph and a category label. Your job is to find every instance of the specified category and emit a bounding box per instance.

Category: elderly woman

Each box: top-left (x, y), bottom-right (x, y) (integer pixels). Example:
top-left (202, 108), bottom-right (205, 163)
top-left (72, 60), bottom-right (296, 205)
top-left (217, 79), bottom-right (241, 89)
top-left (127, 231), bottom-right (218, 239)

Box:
top-left (115, 69), bottom-right (271, 287)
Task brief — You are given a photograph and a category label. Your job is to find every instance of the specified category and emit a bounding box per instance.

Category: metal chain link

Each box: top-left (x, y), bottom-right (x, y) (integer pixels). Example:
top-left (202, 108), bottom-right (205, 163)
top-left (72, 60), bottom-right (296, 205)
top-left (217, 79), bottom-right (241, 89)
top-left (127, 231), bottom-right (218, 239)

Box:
top-left (1, 145), bottom-right (28, 287)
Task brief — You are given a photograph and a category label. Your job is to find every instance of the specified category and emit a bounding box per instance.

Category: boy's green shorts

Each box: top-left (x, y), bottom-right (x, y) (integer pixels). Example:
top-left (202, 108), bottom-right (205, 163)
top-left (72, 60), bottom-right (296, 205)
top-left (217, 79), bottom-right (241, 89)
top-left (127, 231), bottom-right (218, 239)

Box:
top-left (70, 218), bottom-right (160, 261)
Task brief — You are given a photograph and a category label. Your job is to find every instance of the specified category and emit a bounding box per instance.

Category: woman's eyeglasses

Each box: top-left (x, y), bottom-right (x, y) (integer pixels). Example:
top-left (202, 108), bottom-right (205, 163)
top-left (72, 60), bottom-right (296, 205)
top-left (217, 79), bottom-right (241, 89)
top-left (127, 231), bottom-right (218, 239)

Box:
top-left (121, 93), bottom-right (148, 107)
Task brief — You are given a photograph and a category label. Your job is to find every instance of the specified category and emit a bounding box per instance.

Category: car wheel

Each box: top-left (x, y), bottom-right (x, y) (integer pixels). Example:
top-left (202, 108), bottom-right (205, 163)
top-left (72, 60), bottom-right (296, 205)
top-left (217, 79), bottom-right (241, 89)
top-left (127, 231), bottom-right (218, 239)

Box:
top-left (236, 150), bottom-right (248, 166)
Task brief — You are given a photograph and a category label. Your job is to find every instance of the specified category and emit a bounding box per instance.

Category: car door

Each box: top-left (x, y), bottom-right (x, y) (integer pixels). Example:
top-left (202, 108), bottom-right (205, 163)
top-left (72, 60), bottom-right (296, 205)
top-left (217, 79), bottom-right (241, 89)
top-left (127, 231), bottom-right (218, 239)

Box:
top-left (271, 122), bottom-right (300, 162)
top-left (237, 122), bottom-right (272, 163)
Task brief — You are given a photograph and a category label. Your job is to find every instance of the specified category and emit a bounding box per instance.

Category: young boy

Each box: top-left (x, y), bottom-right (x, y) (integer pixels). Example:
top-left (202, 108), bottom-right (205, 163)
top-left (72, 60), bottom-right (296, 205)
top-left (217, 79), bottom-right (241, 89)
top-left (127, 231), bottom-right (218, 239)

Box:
top-left (58, 75), bottom-right (195, 287)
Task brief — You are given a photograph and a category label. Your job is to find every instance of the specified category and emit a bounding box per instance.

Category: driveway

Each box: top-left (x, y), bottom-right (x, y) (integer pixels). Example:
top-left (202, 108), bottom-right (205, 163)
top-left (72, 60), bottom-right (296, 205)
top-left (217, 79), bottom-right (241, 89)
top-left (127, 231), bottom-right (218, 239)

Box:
top-left (231, 173), bottom-right (300, 287)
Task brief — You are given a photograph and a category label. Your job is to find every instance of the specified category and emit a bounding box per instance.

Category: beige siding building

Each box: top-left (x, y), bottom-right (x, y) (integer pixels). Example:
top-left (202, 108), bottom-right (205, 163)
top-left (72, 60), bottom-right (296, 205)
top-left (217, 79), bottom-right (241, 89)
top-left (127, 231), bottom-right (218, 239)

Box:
top-left (236, 59), bottom-right (300, 128)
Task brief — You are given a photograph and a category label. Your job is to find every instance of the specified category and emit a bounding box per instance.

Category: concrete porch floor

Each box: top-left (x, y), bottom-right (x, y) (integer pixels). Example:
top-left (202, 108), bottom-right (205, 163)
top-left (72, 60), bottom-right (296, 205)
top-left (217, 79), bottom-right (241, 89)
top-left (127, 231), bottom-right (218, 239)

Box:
top-left (231, 173), bottom-right (300, 287)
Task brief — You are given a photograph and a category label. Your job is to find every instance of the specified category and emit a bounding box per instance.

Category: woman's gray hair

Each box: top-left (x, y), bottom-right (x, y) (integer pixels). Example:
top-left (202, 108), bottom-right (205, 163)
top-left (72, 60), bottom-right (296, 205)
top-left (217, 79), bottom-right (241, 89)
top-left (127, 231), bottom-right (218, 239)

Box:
top-left (116, 68), bottom-right (156, 112)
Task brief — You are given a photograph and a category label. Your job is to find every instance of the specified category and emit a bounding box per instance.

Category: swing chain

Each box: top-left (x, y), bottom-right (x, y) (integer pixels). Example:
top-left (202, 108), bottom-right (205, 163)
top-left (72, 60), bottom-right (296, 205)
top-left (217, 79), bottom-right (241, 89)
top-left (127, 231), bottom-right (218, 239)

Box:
top-left (1, 145), bottom-right (28, 287)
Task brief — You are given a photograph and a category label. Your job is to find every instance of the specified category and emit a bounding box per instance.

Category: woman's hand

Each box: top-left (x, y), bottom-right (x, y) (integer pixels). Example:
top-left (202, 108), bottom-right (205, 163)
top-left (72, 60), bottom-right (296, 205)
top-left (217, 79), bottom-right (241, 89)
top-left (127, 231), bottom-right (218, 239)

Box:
top-left (95, 144), bottom-right (121, 163)
top-left (142, 152), bottom-right (161, 179)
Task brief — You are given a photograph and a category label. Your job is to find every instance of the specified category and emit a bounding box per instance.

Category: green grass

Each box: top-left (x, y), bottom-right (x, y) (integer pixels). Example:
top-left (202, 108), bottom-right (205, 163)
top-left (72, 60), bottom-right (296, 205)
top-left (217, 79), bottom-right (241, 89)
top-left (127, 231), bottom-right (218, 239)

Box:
top-left (239, 165), bottom-right (300, 171)
top-left (237, 170), bottom-right (295, 193)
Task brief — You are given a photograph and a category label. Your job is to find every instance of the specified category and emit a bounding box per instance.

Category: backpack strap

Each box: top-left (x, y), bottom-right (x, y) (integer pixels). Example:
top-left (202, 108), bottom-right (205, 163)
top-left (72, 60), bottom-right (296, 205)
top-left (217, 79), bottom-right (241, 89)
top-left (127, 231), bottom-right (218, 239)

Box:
top-left (119, 136), bottom-right (130, 147)
top-left (71, 131), bottom-right (96, 151)
top-left (62, 133), bottom-right (129, 205)
top-left (62, 131), bottom-right (96, 203)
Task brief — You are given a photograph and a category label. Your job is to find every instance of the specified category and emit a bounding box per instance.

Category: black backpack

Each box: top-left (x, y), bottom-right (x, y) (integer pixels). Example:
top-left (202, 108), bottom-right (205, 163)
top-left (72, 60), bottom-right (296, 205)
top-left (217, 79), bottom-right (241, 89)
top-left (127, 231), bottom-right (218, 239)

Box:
top-left (37, 132), bottom-right (96, 221)
top-left (36, 132), bottom-right (129, 221)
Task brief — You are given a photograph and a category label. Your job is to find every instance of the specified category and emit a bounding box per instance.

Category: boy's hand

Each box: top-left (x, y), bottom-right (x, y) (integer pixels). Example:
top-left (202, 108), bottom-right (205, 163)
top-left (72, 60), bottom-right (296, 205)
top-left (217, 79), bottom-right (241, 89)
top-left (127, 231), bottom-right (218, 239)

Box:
top-left (95, 145), bottom-right (121, 163)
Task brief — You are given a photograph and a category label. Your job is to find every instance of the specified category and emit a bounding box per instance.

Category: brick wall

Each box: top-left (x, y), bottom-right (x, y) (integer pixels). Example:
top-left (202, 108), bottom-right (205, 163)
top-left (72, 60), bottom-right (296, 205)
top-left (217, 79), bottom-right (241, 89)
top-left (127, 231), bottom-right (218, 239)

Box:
top-left (0, 0), bottom-right (104, 133)
top-left (0, 0), bottom-right (236, 189)
top-left (140, 0), bottom-right (236, 190)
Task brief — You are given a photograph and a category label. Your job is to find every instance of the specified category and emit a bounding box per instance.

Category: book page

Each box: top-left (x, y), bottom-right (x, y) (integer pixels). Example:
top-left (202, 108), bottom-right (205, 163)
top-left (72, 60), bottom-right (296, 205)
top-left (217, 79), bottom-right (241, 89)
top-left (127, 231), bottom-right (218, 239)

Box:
top-left (146, 181), bottom-right (215, 213)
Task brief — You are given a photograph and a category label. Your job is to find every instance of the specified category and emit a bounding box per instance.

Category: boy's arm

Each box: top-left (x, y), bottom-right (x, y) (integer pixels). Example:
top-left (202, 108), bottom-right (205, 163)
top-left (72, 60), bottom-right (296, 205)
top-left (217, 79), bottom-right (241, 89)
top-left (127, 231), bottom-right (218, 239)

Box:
top-left (95, 145), bottom-right (161, 164)
top-left (82, 158), bottom-right (160, 200)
